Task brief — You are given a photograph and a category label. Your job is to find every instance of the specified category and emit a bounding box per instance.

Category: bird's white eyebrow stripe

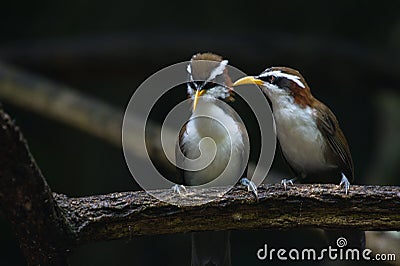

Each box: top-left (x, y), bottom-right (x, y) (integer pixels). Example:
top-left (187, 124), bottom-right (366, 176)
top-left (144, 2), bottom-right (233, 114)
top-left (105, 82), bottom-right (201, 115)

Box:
top-left (187, 60), bottom-right (227, 83)
top-left (259, 70), bottom-right (305, 88)
top-left (207, 60), bottom-right (228, 81)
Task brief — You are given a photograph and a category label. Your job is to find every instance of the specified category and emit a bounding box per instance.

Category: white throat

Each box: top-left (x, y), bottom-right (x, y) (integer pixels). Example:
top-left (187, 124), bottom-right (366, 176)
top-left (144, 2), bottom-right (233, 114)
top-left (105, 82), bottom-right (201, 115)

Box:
top-left (180, 98), bottom-right (247, 185)
top-left (268, 93), bottom-right (329, 174)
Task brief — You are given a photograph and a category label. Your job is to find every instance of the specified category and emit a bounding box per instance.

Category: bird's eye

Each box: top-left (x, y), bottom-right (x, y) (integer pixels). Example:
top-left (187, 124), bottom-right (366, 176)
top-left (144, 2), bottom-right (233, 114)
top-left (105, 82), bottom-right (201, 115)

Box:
top-left (259, 75), bottom-right (277, 84)
top-left (268, 76), bottom-right (275, 84)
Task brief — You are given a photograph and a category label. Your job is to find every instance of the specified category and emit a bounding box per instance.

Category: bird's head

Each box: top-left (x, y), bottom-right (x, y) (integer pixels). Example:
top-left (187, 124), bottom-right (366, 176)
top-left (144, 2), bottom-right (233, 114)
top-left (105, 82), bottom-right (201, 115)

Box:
top-left (187, 53), bottom-right (233, 111)
top-left (232, 67), bottom-right (314, 107)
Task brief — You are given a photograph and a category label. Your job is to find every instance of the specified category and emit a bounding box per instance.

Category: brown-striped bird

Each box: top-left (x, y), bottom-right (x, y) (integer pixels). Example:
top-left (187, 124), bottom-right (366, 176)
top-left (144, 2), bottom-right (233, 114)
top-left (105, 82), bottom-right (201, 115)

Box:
top-left (176, 53), bottom-right (256, 266)
top-left (233, 66), bottom-right (365, 249)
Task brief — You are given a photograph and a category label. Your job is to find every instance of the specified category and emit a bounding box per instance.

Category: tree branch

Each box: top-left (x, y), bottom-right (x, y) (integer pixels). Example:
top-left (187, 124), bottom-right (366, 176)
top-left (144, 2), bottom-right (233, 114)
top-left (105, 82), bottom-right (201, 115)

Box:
top-left (0, 106), bottom-right (399, 264)
top-left (1, 31), bottom-right (399, 78)
top-left (54, 184), bottom-right (400, 245)
top-left (0, 62), bottom-right (268, 177)
top-left (0, 107), bottom-right (70, 265)
top-left (0, 61), bottom-right (177, 173)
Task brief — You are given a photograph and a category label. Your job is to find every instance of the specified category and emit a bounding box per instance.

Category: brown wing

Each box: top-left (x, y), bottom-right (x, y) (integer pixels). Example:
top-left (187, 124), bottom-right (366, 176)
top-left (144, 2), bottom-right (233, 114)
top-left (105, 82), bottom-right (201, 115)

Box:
top-left (315, 103), bottom-right (354, 181)
top-left (222, 104), bottom-right (250, 179)
top-left (279, 141), bottom-right (301, 177)
top-left (236, 120), bottom-right (249, 179)
top-left (175, 119), bottom-right (191, 185)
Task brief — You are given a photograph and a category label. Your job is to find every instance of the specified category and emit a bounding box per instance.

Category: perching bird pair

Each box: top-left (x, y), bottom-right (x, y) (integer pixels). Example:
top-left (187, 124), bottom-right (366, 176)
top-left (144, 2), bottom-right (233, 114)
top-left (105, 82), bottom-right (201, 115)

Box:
top-left (177, 52), bottom-right (365, 266)
top-left (179, 52), bottom-right (354, 196)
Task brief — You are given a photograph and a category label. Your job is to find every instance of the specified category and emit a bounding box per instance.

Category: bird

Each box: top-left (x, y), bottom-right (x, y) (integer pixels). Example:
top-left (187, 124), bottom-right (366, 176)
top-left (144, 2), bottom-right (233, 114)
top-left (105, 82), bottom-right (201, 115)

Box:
top-left (176, 52), bottom-right (255, 193)
top-left (232, 66), bottom-right (365, 249)
top-left (175, 52), bottom-right (256, 266)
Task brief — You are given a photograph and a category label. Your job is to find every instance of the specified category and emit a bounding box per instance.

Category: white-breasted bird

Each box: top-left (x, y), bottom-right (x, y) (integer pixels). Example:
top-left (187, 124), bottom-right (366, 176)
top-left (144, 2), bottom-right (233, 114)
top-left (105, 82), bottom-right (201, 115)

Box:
top-left (176, 53), bottom-right (256, 266)
top-left (233, 66), bottom-right (365, 249)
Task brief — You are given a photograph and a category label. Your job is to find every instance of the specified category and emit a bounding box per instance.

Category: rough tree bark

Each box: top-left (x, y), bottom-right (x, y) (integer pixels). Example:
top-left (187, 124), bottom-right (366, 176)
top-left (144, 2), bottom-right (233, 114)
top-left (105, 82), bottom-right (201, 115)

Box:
top-left (0, 62), bottom-right (267, 176)
top-left (55, 184), bottom-right (400, 245)
top-left (0, 107), bottom-right (399, 265)
top-left (0, 107), bottom-right (71, 265)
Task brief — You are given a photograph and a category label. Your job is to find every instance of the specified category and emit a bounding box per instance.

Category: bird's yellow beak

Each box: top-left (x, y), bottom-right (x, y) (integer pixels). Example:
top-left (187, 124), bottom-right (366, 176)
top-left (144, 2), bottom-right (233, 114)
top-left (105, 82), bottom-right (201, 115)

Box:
top-left (232, 76), bottom-right (264, 87)
top-left (193, 89), bottom-right (205, 112)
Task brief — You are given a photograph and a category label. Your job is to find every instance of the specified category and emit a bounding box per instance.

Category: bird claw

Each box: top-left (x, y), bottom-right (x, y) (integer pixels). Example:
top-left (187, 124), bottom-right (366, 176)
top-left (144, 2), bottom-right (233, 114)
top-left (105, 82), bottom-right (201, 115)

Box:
top-left (281, 178), bottom-right (295, 190)
top-left (339, 173), bottom-right (350, 194)
top-left (240, 178), bottom-right (258, 198)
top-left (171, 184), bottom-right (187, 195)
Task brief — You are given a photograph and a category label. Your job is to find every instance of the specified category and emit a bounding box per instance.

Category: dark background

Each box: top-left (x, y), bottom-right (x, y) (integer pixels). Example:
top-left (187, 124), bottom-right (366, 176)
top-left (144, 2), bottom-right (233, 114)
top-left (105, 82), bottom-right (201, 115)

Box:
top-left (0, 1), bottom-right (399, 265)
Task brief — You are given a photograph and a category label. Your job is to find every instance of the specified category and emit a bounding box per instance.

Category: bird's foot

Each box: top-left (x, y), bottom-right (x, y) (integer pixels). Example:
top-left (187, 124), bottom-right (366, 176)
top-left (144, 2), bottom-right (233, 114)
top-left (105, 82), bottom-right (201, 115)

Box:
top-left (171, 184), bottom-right (187, 195)
top-left (240, 178), bottom-right (258, 198)
top-left (281, 178), bottom-right (296, 190)
top-left (339, 173), bottom-right (350, 195)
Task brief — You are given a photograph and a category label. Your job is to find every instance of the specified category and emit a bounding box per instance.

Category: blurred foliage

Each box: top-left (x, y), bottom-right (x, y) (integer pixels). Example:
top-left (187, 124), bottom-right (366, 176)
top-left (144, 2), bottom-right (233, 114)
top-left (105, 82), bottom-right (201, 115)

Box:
top-left (367, 92), bottom-right (400, 184)
top-left (0, 0), bottom-right (399, 48)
